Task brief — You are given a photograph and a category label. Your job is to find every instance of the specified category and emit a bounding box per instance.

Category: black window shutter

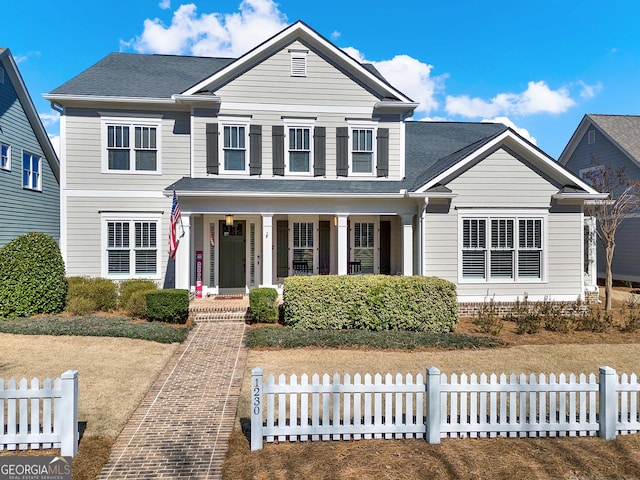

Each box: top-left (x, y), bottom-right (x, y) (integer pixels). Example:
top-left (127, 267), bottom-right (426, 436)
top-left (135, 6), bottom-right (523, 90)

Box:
top-left (276, 220), bottom-right (289, 277)
top-left (376, 127), bottom-right (389, 177)
top-left (313, 126), bottom-right (326, 177)
top-left (206, 123), bottom-right (219, 174)
top-left (336, 127), bottom-right (349, 177)
top-left (249, 124), bottom-right (262, 175)
top-left (272, 125), bottom-right (285, 176)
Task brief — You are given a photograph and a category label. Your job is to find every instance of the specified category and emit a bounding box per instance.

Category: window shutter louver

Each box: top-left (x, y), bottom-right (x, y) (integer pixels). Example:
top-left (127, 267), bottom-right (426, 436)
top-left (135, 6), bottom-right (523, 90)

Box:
top-left (206, 123), bottom-right (219, 174)
top-left (249, 124), bottom-right (262, 175)
top-left (313, 126), bottom-right (326, 176)
top-left (272, 125), bottom-right (285, 176)
top-left (336, 127), bottom-right (349, 177)
top-left (376, 128), bottom-right (389, 177)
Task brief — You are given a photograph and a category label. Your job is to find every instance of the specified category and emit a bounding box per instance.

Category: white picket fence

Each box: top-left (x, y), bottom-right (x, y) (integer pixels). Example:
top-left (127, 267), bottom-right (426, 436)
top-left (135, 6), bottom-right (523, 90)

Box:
top-left (250, 366), bottom-right (640, 450)
top-left (1, 370), bottom-right (79, 457)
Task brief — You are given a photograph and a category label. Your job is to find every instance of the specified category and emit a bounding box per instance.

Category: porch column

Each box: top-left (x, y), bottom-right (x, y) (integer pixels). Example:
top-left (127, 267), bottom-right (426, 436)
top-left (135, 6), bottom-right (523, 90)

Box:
top-left (261, 214), bottom-right (274, 287)
top-left (402, 214), bottom-right (414, 276)
top-left (337, 214), bottom-right (348, 275)
top-left (175, 213), bottom-right (191, 290)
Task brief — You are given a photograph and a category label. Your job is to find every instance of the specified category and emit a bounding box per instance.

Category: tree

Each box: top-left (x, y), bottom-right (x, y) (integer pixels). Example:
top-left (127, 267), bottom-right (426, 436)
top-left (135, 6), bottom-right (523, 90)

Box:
top-left (583, 162), bottom-right (640, 311)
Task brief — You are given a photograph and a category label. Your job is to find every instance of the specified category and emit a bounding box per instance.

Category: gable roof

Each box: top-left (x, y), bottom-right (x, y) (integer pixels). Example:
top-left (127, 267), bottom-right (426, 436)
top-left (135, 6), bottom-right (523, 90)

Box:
top-left (558, 114), bottom-right (640, 169)
top-left (0, 48), bottom-right (59, 182)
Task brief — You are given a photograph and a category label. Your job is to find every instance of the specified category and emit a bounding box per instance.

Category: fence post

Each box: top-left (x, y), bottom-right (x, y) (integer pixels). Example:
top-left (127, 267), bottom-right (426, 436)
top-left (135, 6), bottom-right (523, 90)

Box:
top-left (599, 366), bottom-right (617, 440)
top-left (59, 370), bottom-right (79, 457)
top-left (251, 367), bottom-right (264, 451)
top-left (426, 367), bottom-right (441, 444)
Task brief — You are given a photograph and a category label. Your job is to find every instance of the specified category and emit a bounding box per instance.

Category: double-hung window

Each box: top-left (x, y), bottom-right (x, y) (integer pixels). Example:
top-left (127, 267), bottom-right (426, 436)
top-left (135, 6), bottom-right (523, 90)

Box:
top-left (104, 217), bottom-right (160, 278)
top-left (461, 216), bottom-right (543, 281)
top-left (22, 151), bottom-right (41, 191)
top-left (222, 125), bottom-right (247, 172)
top-left (103, 117), bottom-right (161, 173)
top-left (288, 127), bottom-right (311, 173)
top-left (1, 143), bottom-right (10, 170)
top-left (352, 129), bottom-right (374, 173)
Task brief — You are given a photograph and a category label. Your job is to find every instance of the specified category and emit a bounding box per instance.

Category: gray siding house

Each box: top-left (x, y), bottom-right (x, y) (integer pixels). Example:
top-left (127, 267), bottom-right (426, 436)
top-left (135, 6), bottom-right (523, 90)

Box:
top-left (0, 48), bottom-right (60, 248)
top-left (46, 21), bottom-right (603, 304)
top-left (559, 114), bottom-right (640, 283)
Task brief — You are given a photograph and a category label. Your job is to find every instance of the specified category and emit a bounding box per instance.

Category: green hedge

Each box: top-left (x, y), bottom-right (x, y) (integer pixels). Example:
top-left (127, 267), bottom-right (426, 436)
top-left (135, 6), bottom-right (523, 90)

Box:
top-left (283, 275), bottom-right (458, 332)
top-left (66, 277), bottom-right (118, 312)
top-left (249, 287), bottom-right (279, 323)
top-left (0, 233), bottom-right (67, 318)
top-left (119, 279), bottom-right (157, 317)
top-left (146, 289), bottom-right (189, 324)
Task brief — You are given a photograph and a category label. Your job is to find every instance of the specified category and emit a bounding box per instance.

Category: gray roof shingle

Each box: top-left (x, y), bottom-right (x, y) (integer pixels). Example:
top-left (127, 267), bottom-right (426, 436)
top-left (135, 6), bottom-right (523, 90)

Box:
top-left (588, 114), bottom-right (640, 162)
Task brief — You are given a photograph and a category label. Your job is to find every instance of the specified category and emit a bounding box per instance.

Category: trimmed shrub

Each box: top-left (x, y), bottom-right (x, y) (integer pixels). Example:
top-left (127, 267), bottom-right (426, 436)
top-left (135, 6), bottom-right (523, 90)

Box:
top-left (66, 296), bottom-right (97, 316)
top-left (0, 233), bottom-right (67, 318)
top-left (283, 275), bottom-right (457, 333)
top-left (249, 288), bottom-right (279, 323)
top-left (146, 289), bottom-right (189, 324)
top-left (119, 279), bottom-right (157, 317)
top-left (473, 298), bottom-right (503, 336)
top-left (66, 277), bottom-right (118, 312)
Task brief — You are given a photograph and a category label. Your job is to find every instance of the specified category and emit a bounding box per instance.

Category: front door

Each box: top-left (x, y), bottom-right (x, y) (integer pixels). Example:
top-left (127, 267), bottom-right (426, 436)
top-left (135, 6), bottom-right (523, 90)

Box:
top-left (219, 220), bottom-right (246, 288)
top-left (380, 220), bottom-right (391, 275)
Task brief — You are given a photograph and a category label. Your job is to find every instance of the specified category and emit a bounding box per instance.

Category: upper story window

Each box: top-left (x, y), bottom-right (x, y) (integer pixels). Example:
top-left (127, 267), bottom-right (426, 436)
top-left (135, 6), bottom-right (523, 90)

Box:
top-left (347, 120), bottom-right (377, 176)
top-left (222, 125), bottom-right (247, 172)
top-left (288, 127), bottom-right (311, 173)
top-left (1, 143), bottom-right (10, 170)
top-left (579, 165), bottom-right (604, 188)
top-left (461, 216), bottom-right (544, 282)
top-left (102, 116), bottom-right (161, 174)
top-left (22, 151), bottom-right (41, 191)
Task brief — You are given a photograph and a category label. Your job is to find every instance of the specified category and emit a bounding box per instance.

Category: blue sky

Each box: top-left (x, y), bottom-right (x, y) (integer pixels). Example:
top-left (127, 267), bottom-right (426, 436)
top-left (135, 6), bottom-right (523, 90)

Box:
top-left (5, 0), bottom-right (640, 158)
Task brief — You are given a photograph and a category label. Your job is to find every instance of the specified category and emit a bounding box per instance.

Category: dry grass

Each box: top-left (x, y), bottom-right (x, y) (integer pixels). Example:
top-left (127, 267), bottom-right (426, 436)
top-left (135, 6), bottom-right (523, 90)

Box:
top-left (226, 291), bottom-right (640, 480)
top-left (0, 333), bottom-right (178, 479)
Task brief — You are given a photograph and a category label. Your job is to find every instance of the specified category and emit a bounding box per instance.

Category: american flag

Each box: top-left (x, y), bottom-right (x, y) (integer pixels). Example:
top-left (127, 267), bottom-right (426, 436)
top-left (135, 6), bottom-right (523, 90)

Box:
top-left (168, 191), bottom-right (182, 258)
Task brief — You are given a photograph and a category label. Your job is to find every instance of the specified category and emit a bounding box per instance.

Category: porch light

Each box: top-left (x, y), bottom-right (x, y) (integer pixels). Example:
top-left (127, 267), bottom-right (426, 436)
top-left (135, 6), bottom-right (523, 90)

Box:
top-left (333, 215), bottom-right (337, 227)
top-left (225, 214), bottom-right (234, 226)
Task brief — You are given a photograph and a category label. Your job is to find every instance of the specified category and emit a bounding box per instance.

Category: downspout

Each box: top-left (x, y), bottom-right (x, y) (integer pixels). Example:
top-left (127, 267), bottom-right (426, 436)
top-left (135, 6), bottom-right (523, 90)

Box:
top-left (419, 198), bottom-right (428, 276)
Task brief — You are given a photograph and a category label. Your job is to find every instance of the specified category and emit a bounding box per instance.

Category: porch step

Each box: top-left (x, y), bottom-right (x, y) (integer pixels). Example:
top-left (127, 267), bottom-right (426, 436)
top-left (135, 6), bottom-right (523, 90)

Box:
top-left (191, 310), bottom-right (251, 323)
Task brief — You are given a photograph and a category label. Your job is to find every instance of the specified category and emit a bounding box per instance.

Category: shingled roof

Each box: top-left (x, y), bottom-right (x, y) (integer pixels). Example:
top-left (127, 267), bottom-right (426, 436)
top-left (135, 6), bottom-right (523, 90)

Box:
top-left (588, 114), bottom-right (640, 162)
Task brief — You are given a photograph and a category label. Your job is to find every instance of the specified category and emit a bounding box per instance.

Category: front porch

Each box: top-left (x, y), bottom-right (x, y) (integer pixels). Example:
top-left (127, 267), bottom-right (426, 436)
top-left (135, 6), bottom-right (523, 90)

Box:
top-left (175, 211), bottom-right (418, 295)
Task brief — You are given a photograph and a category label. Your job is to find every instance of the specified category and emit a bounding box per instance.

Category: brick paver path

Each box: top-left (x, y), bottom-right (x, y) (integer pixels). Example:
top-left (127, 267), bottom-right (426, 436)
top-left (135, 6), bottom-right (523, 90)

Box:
top-left (98, 320), bottom-right (247, 479)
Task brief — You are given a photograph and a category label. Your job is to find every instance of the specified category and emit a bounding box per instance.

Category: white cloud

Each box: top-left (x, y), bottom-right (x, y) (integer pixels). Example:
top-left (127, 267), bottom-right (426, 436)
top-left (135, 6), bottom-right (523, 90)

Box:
top-left (39, 111), bottom-right (59, 129)
top-left (48, 135), bottom-right (60, 158)
top-left (124, 0), bottom-right (288, 57)
top-left (341, 47), bottom-right (444, 116)
top-left (446, 81), bottom-right (576, 118)
top-left (159, 0), bottom-right (171, 9)
top-left (331, 30), bottom-right (341, 40)
top-left (578, 81), bottom-right (602, 100)
top-left (482, 116), bottom-right (537, 144)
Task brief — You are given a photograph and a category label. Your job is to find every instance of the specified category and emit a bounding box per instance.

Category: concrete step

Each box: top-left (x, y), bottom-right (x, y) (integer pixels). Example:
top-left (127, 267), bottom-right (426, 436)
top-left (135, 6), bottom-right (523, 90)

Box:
top-left (191, 311), bottom-right (251, 323)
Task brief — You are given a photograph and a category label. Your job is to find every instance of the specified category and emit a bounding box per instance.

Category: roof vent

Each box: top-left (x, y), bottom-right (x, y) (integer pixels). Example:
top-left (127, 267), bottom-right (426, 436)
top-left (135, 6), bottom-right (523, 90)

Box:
top-left (0, 67), bottom-right (4, 84)
top-left (289, 50), bottom-right (308, 77)
top-left (588, 129), bottom-right (595, 145)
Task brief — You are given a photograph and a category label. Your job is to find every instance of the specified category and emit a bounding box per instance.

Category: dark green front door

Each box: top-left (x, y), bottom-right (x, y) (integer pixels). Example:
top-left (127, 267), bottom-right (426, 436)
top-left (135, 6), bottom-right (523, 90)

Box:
top-left (380, 220), bottom-right (391, 275)
top-left (319, 220), bottom-right (330, 274)
top-left (219, 220), bottom-right (246, 288)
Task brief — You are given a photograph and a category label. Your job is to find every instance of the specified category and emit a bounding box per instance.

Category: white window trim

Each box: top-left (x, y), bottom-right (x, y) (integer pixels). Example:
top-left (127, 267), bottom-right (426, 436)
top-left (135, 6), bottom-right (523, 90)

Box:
top-left (349, 216), bottom-right (379, 274)
top-left (218, 116), bottom-right (250, 175)
top-left (22, 150), bottom-right (42, 191)
top-left (101, 213), bottom-right (162, 280)
top-left (347, 120), bottom-right (377, 177)
top-left (457, 211), bottom-right (547, 284)
top-left (284, 119), bottom-right (315, 176)
top-left (1, 143), bottom-right (10, 171)
top-left (100, 115), bottom-right (162, 175)
top-left (587, 129), bottom-right (596, 144)
top-left (289, 215), bottom-right (318, 275)
top-left (579, 165), bottom-right (604, 185)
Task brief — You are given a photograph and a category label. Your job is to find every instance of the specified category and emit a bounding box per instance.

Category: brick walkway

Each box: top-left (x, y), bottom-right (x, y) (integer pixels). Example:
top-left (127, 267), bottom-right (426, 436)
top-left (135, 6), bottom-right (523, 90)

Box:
top-left (98, 301), bottom-right (248, 479)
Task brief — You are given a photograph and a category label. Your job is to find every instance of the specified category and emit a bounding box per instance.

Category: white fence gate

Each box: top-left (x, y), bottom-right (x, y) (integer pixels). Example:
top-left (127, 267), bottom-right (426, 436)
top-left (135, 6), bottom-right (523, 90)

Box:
top-left (251, 366), bottom-right (640, 450)
top-left (1, 370), bottom-right (79, 457)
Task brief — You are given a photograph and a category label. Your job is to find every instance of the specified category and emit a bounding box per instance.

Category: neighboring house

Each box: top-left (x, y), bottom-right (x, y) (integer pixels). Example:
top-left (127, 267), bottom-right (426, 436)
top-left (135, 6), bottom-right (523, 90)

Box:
top-left (559, 114), bottom-right (640, 284)
top-left (0, 48), bottom-right (60, 248)
top-left (45, 21), bottom-right (604, 305)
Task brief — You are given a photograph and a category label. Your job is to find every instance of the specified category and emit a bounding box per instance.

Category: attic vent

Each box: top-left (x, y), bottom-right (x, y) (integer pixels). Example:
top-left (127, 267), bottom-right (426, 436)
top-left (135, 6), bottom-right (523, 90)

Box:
top-left (588, 129), bottom-right (595, 144)
top-left (289, 50), bottom-right (308, 77)
top-left (0, 67), bottom-right (4, 84)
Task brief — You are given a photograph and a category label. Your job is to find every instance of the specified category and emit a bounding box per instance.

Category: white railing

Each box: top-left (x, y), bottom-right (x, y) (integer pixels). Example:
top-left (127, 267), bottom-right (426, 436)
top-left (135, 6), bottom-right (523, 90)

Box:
top-left (251, 366), bottom-right (640, 450)
top-left (1, 370), bottom-right (79, 457)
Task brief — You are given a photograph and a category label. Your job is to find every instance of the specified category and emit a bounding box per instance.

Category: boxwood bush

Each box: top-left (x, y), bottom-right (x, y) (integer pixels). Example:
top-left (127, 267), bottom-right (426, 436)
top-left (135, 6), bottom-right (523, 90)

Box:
top-left (119, 279), bottom-right (157, 317)
top-left (146, 289), bottom-right (189, 324)
top-left (283, 275), bottom-right (457, 332)
top-left (0, 233), bottom-right (67, 318)
top-left (249, 287), bottom-right (279, 323)
top-left (66, 277), bottom-right (118, 312)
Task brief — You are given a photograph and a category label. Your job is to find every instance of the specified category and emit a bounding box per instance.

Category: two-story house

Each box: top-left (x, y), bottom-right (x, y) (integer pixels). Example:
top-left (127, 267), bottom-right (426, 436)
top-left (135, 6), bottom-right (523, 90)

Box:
top-left (46, 21), bottom-right (604, 305)
top-left (559, 114), bottom-right (640, 284)
top-left (0, 48), bottom-right (60, 248)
